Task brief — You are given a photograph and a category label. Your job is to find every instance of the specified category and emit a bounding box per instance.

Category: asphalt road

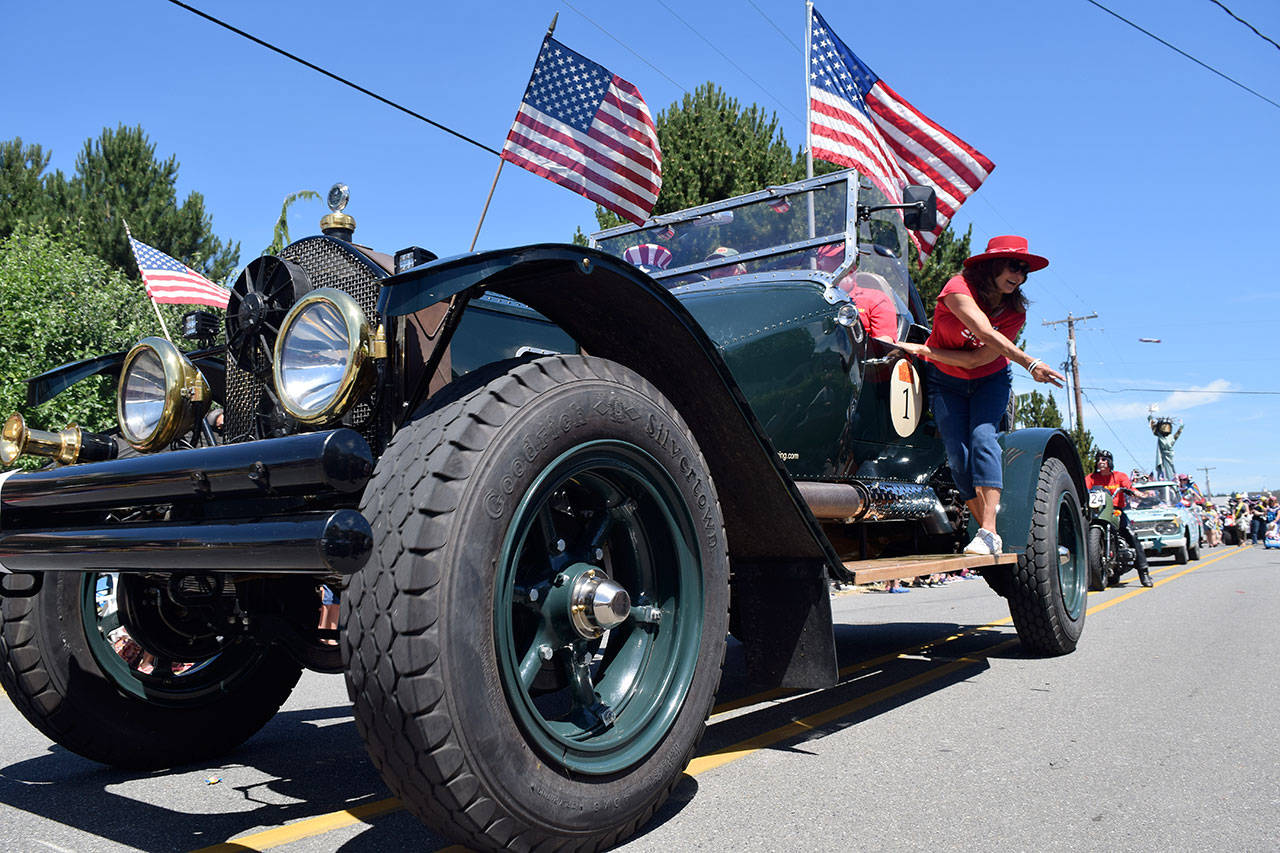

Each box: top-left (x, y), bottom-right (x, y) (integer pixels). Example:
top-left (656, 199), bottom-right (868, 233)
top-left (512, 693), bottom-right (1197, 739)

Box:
top-left (1, 544), bottom-right (1276, 852)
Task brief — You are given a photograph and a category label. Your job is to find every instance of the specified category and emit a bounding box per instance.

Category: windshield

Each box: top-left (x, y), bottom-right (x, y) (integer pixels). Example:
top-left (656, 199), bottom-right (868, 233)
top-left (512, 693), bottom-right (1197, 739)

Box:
top-left (594, 179), bottom-right (849, 286)
top-left (1132, 484), bottom-right (1179, 510)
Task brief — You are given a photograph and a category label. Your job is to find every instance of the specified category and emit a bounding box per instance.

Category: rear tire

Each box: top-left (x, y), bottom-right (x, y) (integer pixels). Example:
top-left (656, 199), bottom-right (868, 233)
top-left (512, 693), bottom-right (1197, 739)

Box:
top-left (1173, 542), bottom-right (1189, 564)
top-left (0, 572), bottom-right (302, 770)
top-left (1188, 535), bottom-right (1201, 561)
top-left (1007, 457), bottom-right (1087, 655)
top-left (344, 355), bottom-right (729, 852)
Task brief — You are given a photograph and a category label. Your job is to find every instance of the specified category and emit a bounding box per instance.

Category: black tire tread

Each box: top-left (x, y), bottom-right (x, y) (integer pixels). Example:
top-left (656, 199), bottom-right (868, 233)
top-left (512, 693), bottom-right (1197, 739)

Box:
top-left (1007, 457), bottom-right (1085, 655)
top-left (0, 580), bottom-right (302, 770)
top-left (344, 355), bottom-right (727, 852)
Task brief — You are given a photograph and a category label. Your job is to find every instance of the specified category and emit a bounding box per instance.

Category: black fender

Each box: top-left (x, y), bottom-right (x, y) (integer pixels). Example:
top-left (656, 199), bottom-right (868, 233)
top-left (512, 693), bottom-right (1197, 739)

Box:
top-left (381, 244), bottom-right (839, 688)
top-left (24, 347), bottom-right (227, 408)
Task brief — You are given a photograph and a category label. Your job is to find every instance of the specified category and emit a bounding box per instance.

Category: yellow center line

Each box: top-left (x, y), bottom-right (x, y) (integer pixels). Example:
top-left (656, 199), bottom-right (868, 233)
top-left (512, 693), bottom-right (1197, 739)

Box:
top-left (189, 797), bottom-right (404, 853)
top-left (688, 639), bottom-right (1020, 777)
top-left (192, 546), bottom-right (1253, 852)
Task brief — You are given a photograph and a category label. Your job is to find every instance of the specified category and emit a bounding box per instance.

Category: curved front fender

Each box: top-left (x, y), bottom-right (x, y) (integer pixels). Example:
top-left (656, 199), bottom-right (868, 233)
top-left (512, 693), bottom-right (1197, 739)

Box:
top-left (992, 428), bottom-right (1086, 553)
top-left (380, 244), bottom-right (840, 573)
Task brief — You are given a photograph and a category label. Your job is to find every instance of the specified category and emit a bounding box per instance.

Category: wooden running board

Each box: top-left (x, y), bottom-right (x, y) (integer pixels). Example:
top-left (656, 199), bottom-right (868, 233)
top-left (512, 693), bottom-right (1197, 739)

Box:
top-left (842, 553), bottom-right (1018, 584)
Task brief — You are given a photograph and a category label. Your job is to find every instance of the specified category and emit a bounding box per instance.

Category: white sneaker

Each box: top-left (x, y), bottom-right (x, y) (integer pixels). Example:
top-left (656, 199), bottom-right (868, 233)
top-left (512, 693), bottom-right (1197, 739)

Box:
top-left (964, 528), bottom-right (1003, 556)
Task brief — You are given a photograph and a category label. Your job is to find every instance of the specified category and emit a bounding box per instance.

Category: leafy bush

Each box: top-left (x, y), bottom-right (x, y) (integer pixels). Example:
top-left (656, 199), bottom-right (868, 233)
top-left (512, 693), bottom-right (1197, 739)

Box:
top-left (0, 224), bottom-right (164, 445)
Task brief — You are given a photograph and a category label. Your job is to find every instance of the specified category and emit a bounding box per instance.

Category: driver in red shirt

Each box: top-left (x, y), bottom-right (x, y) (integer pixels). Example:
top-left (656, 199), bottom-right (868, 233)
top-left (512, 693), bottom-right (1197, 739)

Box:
top-left (1085, 449), bottom-right (1152, 587)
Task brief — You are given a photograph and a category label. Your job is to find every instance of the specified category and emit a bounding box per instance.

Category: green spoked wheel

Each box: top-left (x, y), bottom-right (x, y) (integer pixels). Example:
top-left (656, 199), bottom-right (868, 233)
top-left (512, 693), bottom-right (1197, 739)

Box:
top-left (0, 572), bottom-right (302, 770)
top-left (1008, 456), bottom-right (1088, 654)
top-left (496, 440), bottom-right (704, 775)
top-left (345, 356), bottom-right (729, 852)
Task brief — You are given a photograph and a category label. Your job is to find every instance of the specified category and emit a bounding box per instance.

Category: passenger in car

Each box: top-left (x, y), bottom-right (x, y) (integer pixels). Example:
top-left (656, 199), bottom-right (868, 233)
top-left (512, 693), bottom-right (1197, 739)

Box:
top-left (705, 246), bottom-right (747, 278)
top-left (838, 270), bottom-right (899, 341)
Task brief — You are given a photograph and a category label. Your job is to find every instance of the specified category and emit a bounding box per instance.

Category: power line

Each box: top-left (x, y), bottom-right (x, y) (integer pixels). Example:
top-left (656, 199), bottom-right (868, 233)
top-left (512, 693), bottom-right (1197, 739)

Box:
top-left (161, 0), bottom-right (501, 157)
top-left (1079, 388), bottom-right (1144, 470)
top-left (1080, 385), bottom-right (1280, 396)
top-left (652, 0), bottom-right (804, 123)
top-left (747, 0), bottom-right (803, 53)
top-left (560, 0), bottom-right (689, 93)
top-left (1207, 0), bottom-right (1280, 53)
top-left (1082, 0), bottom-right (1280, 111)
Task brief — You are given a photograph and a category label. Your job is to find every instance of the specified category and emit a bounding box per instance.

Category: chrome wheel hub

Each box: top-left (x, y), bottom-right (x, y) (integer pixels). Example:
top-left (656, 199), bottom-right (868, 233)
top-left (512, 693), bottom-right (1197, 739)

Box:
top-left (569, 569), bottom-right (631, 639)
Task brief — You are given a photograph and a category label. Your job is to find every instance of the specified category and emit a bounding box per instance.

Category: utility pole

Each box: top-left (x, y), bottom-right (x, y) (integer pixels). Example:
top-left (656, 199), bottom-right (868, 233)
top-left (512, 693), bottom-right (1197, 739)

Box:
top-left (1198, 466), bottom-right (1215, 498)
top-left (1060, 359), bottom-right (1072, 431)
top-left (1043, 313), bottom-right (1097, 433)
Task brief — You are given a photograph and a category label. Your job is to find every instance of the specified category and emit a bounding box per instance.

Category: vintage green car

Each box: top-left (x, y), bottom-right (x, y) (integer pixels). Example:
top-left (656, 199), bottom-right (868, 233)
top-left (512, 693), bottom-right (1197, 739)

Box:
top-left (0, 170), bottom-right (1086, 851)
top-left (1127, 479), bottom-right (1202, 563)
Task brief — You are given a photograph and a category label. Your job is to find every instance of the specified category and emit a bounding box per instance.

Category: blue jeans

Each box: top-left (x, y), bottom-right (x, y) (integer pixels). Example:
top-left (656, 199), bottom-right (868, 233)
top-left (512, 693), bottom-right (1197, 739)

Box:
top-left (926, 365), bottom-right (1011, 501)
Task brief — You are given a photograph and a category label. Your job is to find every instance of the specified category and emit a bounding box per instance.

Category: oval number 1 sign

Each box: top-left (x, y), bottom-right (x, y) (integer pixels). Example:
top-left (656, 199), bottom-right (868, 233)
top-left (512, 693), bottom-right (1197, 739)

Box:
top-left (889, 358), bottom-right (922, 437)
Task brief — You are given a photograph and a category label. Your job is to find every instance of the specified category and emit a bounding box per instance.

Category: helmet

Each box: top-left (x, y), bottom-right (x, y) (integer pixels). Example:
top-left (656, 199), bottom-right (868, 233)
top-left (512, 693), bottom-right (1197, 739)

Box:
top-left (1094, 449), bottom-right (1113, 471)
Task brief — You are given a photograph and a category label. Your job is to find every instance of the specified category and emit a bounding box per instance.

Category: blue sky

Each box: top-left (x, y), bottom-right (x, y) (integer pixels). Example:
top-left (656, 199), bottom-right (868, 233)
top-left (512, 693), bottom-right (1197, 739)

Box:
top-left (6, 0), bottom-right (1279, 495)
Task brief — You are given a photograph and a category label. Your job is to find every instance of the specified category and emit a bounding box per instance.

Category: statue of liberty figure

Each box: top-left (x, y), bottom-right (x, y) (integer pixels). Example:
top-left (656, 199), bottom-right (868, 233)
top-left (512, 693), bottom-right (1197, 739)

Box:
top-left (1149, 412), bottom-right (1183, 480)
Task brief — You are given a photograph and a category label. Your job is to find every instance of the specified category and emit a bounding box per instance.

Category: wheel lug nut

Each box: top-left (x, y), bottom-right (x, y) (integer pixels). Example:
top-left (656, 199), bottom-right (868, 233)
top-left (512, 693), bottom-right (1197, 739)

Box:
top-left (593, 547), bottom-right (604, 561)
top-left (553, 538), bottom-right (566, 553)
top-left (538, 644), bottom-right (555, 661)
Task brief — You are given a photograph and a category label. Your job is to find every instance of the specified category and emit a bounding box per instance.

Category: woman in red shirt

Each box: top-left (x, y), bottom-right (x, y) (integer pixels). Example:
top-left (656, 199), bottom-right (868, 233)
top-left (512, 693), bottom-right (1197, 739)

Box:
top-left (894, 236), bottom-right (1064, 555)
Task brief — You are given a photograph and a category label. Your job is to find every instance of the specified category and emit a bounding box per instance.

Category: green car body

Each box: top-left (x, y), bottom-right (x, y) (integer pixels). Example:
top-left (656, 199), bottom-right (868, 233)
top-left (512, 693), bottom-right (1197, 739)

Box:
top-left (0, 168), bottom-right (1091, 852)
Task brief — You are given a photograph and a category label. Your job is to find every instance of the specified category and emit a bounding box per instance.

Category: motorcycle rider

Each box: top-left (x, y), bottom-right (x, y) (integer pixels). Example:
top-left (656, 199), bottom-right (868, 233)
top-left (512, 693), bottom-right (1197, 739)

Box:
top-left (1085, 450), bottom-right (1153, 587)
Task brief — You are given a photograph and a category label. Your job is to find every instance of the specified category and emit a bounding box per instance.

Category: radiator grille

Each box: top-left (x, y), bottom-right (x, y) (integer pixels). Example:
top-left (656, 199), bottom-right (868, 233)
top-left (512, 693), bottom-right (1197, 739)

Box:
top-left (223, 236), bottom-right (387, 448)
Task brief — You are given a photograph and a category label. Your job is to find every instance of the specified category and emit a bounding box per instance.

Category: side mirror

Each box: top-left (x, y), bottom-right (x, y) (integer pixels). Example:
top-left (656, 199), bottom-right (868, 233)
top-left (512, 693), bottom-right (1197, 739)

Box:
top-left (902, 185), bottom-right (937, 232)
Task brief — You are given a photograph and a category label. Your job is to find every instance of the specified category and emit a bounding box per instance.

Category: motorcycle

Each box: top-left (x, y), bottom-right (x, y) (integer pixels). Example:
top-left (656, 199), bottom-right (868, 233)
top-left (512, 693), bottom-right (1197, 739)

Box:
top-left (1087, 486), bottom-right (1139, 590)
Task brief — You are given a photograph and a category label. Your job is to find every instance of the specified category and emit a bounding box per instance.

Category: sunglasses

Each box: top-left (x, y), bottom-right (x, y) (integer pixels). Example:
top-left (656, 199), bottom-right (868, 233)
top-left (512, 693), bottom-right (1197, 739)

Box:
top-left (1005, 260), bottom-right (1030, 275)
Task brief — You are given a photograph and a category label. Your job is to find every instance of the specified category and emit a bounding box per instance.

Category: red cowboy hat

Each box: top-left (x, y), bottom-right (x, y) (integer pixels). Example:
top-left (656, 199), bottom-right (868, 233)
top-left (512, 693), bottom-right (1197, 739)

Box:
top-left (963, 235), bottom-right (1049, 272)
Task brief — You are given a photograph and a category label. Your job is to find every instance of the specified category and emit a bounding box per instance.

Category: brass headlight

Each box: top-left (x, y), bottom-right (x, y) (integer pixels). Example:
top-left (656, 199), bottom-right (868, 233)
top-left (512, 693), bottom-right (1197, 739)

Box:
top-left (272, 288), bottom-right (372, 425)
top-left (117, 337), bottom-right (211, 451)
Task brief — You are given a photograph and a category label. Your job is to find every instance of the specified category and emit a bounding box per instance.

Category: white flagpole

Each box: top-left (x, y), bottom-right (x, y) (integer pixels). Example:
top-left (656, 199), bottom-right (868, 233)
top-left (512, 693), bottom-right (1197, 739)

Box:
top-left (804, 1), bottom-right (816, 244)
top-left (124, 219), bottom-right (174, 344)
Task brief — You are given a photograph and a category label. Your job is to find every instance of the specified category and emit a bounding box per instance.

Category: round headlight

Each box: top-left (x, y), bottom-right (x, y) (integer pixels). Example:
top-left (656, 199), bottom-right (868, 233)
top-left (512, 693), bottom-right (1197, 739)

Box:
top-left (272, 288), bottom-right (371, 425)
top-left (117, 337), bottom-right (210, 451)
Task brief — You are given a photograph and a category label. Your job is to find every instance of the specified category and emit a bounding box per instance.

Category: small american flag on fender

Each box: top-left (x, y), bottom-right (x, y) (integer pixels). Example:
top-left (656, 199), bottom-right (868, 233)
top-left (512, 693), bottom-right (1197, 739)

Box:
top-left (128, 236), bottom-right (230, 309)
top-left (502, 37), bottom-right (661, 225)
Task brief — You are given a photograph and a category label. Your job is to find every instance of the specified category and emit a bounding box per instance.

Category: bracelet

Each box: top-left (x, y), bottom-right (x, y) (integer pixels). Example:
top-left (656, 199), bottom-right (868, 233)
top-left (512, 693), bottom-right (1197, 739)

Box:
top-left (1026, 358), bottom-right (1043, 374)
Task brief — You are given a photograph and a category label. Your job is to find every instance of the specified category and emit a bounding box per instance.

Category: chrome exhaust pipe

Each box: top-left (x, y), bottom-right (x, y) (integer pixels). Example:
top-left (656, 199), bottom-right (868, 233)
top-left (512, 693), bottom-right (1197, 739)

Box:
top-left (796, 479), bottom-right (955, 533)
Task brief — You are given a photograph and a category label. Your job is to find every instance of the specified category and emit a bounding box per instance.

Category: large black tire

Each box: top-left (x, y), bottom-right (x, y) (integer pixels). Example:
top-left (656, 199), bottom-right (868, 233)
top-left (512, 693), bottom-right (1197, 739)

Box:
top-left (1188, 533), bottom-right (1201, 561)
top-left (1087, 526), bottom-right (1108, 591)
top-left (344, 355), bottom-right (730, 852)
top-left (0, 572), bottom-right (303, 770)
top-left (1007, 457), bottom-right (1088, 655)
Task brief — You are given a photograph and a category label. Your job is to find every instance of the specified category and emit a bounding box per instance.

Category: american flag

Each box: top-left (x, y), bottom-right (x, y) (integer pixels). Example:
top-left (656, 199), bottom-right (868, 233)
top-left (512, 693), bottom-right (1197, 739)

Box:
top-left (128, 236), bottom-right (230, 309)
top-left (808, 6), bottom-right (994, 258)
top-left (502, 37), bottom-right (661, 225)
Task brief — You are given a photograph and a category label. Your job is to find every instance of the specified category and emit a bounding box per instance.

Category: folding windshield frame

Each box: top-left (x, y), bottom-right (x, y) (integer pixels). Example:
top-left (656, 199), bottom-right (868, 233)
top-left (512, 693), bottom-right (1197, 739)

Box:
top-left (589, 169), bottom-right (863, 284)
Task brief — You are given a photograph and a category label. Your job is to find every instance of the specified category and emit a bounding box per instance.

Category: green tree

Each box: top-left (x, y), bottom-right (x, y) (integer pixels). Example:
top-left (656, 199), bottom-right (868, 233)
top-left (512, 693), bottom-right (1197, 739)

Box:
top-left (0, 138), bottom-right (55, 241)
top-left (264, 190), bottom-right (321, 256)
top-left (1013, 389), bottom-right (1064, 429)
top-left (0, 225), bottom-right (163, 457)
top-left (3, 126), bottom-right (240, 285)
top-left (1069, 424), bottom-right (1096, 468)
top-left (62, 125), bottom-right (239, 282)
top-left (590, 83), bottom-right (808, 233)
top-left (907, 224), bottom-right (973, 317)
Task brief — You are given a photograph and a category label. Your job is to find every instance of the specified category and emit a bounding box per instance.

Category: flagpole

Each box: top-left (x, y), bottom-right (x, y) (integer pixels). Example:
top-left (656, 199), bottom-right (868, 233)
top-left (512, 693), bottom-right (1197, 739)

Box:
top-left (469, 160), bottom-right (504, 252)
top-left (469, 13), bottom-right (559, 252)
top-left (804, 1), bottom-right (816, 244)
top-left (124, 219), bottom-right (174, 344)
